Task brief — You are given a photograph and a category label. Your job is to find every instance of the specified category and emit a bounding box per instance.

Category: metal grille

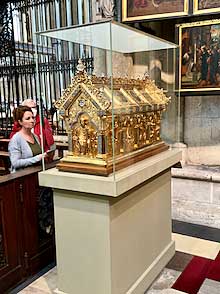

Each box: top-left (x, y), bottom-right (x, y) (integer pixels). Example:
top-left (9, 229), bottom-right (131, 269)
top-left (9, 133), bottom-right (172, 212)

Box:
top-left (0, 0), bottom-right (93, 136)
top-left (0, 3), bottom-right (14, 58)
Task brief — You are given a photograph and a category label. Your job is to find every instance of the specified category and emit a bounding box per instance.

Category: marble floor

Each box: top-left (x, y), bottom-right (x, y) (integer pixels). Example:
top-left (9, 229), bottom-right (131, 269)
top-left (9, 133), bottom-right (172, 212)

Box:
top-left (12, 251), bottom-right (184, 294)
top-left (16, 267), bottom-right (57, 294)
top-left (10, 227), bottom-right (220, 294)
top-left (10, 165), bottom-right (220, 294)
top-left (172, 233), bottom-right (220, 259)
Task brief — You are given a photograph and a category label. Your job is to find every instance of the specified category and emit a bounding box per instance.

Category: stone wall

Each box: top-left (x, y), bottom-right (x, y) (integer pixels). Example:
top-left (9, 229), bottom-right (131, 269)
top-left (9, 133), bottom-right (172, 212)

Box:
top-left (184, 96), bottom-right (220, 165)
top-left (172, 166), bottom-right (220, 229)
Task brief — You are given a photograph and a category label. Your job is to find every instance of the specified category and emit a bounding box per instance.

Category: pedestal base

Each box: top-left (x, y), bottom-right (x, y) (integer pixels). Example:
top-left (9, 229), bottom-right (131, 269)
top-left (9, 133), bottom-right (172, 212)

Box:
top-left (39, 150), bottom-right (181, 294)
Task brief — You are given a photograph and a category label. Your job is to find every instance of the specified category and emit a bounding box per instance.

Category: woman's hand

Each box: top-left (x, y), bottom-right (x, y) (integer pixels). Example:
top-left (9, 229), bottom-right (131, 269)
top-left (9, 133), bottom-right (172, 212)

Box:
top-left (38, 152), bottom-right (48, 161)
top-left (45, 150), bottom-right (55, 163)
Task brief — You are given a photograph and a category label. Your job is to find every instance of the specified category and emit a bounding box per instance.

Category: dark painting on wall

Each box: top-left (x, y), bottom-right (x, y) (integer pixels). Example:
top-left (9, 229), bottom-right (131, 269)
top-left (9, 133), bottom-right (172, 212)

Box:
top-left (122, 0), bottom-right (188, 21)
top-left (194, 0), bottom-right (220, 14)
top-left (178, 20), bottom-right (220, 92)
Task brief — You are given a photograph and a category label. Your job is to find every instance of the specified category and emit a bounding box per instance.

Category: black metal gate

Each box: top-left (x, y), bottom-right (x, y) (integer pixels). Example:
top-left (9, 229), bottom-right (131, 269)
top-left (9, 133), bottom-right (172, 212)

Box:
top-left (0, 0), bottom-right (93, 136)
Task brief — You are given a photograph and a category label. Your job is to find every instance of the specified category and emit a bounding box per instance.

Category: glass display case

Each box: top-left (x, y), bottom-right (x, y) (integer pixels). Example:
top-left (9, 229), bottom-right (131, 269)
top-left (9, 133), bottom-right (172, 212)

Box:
top-left (35, 20), bottom-right (179, 176)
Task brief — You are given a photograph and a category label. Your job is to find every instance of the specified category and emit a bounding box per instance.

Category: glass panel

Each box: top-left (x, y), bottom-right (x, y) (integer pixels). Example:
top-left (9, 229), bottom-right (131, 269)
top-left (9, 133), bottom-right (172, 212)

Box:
top-left (39, 21), bottom-right (177, 52)
top-left (110, 23), bottom-right (179, 175)
top-left (34, 33), bottom-right (57, 171)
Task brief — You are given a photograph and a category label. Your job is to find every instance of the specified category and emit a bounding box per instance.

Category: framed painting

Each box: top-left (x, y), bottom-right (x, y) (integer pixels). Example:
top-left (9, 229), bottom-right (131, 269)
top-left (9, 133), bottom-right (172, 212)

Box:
top-left (178, 20), bottom-right (220, 92)
top-left (122, 0), bottom-right (189, 22)
top-left (194, 0), bottom-right (220, 15)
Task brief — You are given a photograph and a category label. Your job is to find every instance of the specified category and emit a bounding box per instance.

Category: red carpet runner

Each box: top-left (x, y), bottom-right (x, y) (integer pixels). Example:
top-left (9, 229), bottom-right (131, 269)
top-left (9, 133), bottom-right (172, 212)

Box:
top-left (172, 251), bottom-right (220, 293)
top-left (206, 251), bottom-right (220, 281)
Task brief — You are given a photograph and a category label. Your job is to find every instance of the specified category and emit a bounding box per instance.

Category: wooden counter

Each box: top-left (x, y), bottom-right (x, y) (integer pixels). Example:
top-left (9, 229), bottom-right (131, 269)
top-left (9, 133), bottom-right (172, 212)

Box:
top-left (0, 162), bottom-right (57, 293)
top-left (0, 138), bottom-right (9, 151)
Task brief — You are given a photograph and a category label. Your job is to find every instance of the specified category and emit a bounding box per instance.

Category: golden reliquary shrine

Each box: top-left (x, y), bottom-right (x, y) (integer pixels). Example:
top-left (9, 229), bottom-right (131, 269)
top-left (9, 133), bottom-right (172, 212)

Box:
top-left (55, 60), bottom-right (171, 176)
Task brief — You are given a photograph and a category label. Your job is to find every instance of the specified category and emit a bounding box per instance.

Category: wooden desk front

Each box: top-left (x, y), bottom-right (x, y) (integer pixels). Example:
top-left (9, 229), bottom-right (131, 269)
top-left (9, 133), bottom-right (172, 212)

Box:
top-left (0, 162), bottom-right (57, 293)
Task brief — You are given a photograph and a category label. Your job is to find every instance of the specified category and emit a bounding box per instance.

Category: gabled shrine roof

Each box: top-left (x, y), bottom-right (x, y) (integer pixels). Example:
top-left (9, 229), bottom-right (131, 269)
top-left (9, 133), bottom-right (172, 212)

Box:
top-left (55, 59), bottom-right (170, 113)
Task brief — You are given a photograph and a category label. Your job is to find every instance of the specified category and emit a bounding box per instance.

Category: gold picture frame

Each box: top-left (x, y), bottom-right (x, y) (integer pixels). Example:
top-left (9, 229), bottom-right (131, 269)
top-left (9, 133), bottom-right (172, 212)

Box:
top-left (122, 0), bottom-right (189, 22)
top-left (178, 19), bottom-right (220, 92)
top-left (194, 0), bottom-right (220, 15)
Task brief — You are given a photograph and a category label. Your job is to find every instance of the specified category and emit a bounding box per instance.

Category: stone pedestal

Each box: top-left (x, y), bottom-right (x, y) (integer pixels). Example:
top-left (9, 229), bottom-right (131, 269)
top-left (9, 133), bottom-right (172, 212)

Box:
top-left (39, 150), bottom-right (181, 294)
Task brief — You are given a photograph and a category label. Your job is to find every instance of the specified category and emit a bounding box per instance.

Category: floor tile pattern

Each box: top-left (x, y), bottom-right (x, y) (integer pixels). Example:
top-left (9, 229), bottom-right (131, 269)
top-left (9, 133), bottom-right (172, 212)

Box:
top-left (172, 233), bottom-right (220, 259)
top-left (198, 279), bottom-right (220, 294)
top-left (172, 220), bottom-right (220, 243)
top-left (11, 222), bottom-right (220, 294)
top-left (145, 268), bottom-right (182, 294)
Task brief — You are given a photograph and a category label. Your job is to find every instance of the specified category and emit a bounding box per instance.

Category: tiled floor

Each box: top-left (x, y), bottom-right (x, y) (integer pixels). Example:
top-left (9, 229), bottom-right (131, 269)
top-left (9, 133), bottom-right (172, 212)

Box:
top-left (14, 249), bottom-right (194, 294)
top-left (10, 222), bottom-right (220, 294)
top-left (15, 256), bottom-right (185, 294)
top-left (172, 220), bottom-right (220, 243)
top-left (10, 165), bottom-right (220, 293)
top-left (198, 279), bottom-right (220, 294)
top-left (172, 233), bottom-right (220, 260)
top-left (17, 267), bottom-right (57, 293)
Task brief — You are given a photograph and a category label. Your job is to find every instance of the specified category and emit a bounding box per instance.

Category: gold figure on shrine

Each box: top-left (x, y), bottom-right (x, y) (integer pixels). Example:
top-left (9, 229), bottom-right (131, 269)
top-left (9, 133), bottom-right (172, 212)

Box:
top-left (72, 113), bottom-right (97, 157)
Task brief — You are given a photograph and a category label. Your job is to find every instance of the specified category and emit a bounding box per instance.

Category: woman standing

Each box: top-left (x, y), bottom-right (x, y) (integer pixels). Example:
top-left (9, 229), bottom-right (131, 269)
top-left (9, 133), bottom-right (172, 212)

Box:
top-left (22, 99), bottom-right (55, 152)
top-left (10, 99), bottom-right (55, 153)
top-left (8, 106), bottom-right (47, 171)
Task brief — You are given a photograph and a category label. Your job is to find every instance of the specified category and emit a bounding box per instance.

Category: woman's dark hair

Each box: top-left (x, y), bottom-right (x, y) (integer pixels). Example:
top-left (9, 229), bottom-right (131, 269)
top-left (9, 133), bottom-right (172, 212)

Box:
top-left (13, 106), bottom-right (33, 123)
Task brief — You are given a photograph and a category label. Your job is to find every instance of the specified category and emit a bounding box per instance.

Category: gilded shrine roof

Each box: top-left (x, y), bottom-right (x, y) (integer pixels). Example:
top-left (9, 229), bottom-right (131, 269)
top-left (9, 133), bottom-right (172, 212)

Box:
top-left (55, 59), bottom-right (170, 117)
